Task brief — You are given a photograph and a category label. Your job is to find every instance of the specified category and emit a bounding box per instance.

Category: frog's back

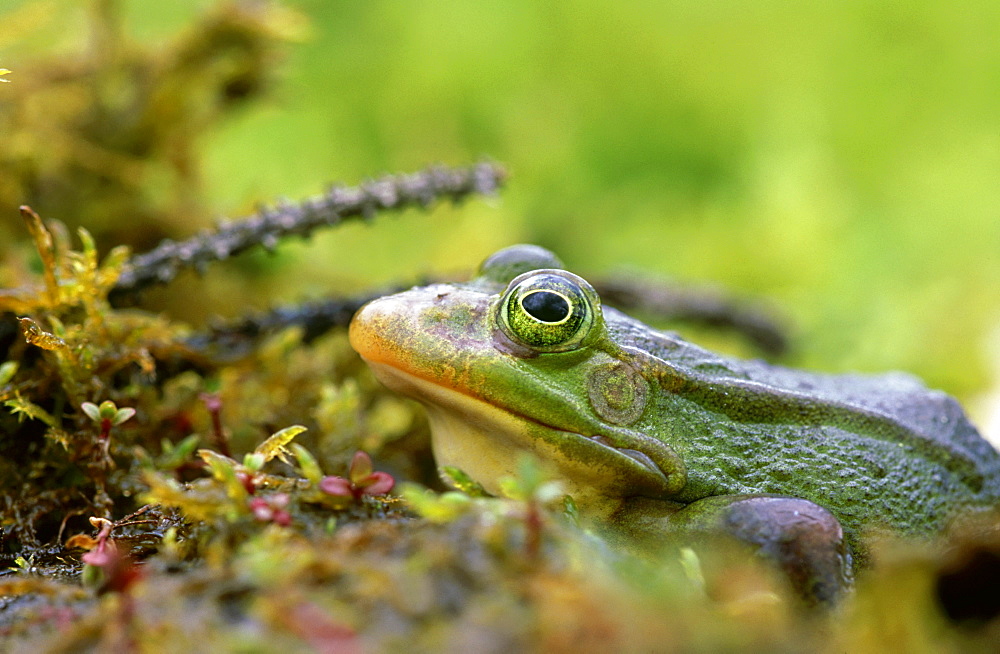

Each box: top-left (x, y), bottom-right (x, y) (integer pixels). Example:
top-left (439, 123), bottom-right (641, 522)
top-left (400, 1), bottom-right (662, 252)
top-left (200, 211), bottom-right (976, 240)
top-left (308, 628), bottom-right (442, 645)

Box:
top-left (607, 310), bottom-right (1000, 536)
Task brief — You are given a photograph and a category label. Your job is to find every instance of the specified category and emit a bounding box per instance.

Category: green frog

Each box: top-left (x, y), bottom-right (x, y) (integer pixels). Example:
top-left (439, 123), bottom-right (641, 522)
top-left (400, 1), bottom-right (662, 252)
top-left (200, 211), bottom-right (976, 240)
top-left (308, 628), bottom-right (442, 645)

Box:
top-left (349, 245), bottom-right (1000, 603)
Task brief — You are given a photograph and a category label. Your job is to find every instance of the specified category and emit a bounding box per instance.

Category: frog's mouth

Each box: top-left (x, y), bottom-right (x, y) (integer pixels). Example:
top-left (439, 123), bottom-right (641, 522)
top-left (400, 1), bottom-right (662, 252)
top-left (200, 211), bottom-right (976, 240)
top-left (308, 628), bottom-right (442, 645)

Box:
top-left (365, 361), bottom-right (682, 509)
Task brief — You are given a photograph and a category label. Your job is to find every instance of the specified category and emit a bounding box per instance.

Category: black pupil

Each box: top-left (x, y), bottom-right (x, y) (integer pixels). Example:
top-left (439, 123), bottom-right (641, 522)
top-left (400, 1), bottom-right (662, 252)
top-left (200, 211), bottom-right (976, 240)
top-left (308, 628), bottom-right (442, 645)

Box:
top-left (522, 291), bottom-right (569, 323)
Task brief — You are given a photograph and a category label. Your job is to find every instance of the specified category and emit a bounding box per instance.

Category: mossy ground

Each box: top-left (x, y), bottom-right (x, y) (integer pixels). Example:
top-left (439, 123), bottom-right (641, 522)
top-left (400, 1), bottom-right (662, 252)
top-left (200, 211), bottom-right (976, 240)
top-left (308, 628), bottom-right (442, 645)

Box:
top-left (2, 3), bottom-right (999, 652)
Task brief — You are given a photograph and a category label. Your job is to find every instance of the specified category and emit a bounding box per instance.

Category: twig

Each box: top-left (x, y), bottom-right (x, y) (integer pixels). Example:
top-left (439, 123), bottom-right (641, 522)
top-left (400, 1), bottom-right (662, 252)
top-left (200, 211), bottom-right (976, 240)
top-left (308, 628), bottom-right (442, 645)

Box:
top-left (182, 290), bottom-right (398, 361)
top-left (593, 276), bottom-right (789, 357)
top-left (109, 162), bottom-right (505, 303)
top-left (186, 272), bottom-right (789, 361)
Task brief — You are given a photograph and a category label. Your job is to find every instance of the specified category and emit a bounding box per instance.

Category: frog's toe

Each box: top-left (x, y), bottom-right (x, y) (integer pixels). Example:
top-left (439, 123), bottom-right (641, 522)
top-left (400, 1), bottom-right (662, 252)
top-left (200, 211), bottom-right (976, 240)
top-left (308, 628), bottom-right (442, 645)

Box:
top-left (666, 494), bottom-right (853, 606)
top-left (721, 496), bottom-right (853, 606)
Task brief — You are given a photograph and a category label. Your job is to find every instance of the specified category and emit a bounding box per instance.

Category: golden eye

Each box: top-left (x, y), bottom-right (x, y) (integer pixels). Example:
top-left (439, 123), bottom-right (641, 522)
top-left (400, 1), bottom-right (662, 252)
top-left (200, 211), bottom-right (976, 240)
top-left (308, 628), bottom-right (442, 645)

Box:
top-left (498, 272), bottom-right (595, 352)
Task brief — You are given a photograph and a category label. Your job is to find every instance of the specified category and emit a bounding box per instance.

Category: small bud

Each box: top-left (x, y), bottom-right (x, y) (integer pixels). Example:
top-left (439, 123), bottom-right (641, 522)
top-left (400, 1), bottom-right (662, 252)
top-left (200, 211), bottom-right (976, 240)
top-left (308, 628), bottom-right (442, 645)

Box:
top-left (98, 400), bottom-right (118, 420)
top-left (348, 451), bottom-right (373, 482)
top-left (235, 471), bottom-right (257, 495)
top-left (243, 452), bottom-right (266, 471)
top-left (0, 361), bottom-right (19, 385)
top-left (249, 497), bottom-right (273, 522)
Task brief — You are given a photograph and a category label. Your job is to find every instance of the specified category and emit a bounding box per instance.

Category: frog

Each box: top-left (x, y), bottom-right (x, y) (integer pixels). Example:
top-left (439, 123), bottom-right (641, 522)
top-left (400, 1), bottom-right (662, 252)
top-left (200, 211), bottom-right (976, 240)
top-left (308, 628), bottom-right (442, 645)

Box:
top-left (348, 244), bottom-right (1000, 604)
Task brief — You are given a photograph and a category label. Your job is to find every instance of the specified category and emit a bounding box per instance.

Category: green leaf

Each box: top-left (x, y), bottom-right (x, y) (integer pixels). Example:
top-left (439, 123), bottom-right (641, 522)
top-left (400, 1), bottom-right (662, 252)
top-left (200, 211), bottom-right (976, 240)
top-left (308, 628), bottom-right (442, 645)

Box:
top-left (0, 361), bottom-right (18, 386)
top-left (158, 434), bottom-right (200, 470)
top-left (399, 483), bottom-right (471, 523)
top-left (112, 407), bottom-right (136, 426)
top-left (198, 449), bottom-right (248, 502)
top-left (253, 425), bottom-right (306, 464)
top-left (6, 394), bottom-right (60, 428)
top-left (678, 547), bottom-right (706, 591)
top-left (199, 449), bottom-right (238, 479)
top-left (439, 466), bottom-right (489, 497)
top-left (77, 227), bottom-right (97, 264)
top-left (562, 495), bottom-right (579, 525)
top-left (348, 450), bottom-right (372, 482)
top-left (81, 401), bottom-right (101, 422)
top-left (290, 443), bottom-right (323, 485)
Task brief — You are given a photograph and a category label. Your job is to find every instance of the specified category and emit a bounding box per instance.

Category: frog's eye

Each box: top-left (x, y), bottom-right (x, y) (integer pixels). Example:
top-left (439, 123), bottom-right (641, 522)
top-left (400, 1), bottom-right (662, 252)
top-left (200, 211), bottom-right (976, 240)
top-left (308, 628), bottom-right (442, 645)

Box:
top-left (498, 272), bottom-right (595, 352)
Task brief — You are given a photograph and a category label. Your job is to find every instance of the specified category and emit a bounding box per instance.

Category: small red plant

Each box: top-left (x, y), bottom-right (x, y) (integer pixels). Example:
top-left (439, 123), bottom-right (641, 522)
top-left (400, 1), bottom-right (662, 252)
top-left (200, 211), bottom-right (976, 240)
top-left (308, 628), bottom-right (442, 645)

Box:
top-left (236, 469), bottom-right (260, 495)
top-left (248, 493), bottom-right (292, 526)
top-left (199, 392), bottom-right (231, 457)
top-left (81, 400), bottom-right (136, 462)
top-left (67, 509), bottom-right (154, 594)
top-left (319, 451), bottom-right (394, 502)
top-left (78, 517), bottom-right (116, 568)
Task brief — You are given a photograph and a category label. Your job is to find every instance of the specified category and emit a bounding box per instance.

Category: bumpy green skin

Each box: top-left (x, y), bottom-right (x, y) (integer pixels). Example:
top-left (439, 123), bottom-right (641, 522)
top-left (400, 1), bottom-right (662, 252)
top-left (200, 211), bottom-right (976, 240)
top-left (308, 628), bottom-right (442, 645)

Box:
top-left (606, 307), bottom-right (1000, 538)
top-left (350, 245), bottom-right (1000, 552)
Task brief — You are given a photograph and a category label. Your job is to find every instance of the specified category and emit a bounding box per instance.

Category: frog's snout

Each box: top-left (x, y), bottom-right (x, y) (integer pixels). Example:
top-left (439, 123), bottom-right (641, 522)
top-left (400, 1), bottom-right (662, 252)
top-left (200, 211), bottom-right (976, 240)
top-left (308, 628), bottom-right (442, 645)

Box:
top-left (349, 295), bottom-right (403, 367)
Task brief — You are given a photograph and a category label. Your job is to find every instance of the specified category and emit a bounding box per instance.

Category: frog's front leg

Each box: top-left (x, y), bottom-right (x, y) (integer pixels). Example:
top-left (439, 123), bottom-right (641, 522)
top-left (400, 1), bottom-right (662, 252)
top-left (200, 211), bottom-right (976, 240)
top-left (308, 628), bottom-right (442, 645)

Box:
top-left (612, 495), bottom-right (853, 606)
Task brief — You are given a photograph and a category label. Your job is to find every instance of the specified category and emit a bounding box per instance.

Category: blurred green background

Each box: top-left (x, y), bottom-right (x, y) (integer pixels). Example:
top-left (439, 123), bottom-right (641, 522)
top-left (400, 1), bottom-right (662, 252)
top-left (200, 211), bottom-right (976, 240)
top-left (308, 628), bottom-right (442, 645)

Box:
top-left (3, 0), bottom-right (999, 428)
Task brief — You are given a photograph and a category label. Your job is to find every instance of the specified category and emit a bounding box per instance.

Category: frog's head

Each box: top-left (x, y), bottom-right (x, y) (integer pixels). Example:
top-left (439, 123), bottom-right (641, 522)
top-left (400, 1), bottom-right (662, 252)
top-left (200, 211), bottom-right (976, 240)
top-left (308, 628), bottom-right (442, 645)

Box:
top-left (349, 245), bottom-right (685, 514)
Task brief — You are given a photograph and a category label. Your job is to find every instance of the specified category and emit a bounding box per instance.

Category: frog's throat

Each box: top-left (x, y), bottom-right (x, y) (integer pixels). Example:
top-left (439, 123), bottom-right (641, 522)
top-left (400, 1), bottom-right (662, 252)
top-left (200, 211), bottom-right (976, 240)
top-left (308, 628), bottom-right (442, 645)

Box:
top-left (365, 362), bottom-right (683, 507)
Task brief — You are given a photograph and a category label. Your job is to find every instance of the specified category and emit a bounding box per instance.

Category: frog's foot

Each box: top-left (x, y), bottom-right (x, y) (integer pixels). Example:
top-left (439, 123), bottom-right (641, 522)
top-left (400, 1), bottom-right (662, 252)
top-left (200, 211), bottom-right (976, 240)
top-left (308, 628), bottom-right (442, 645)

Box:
top-left (669, 495), bottom-right (853, 606)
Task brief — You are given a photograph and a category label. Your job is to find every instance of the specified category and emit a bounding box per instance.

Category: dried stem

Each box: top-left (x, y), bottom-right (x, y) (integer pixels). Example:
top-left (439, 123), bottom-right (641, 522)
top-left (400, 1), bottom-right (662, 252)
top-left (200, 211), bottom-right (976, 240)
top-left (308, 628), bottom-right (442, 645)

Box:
top-left (182, 288), bottom-right (405, 360)
top-left (110, 162), bottom-right (506, 302)
top-left (593, 277), bottom-right (789, 357)
top-left (187, 272), bottom-right (789, 360)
